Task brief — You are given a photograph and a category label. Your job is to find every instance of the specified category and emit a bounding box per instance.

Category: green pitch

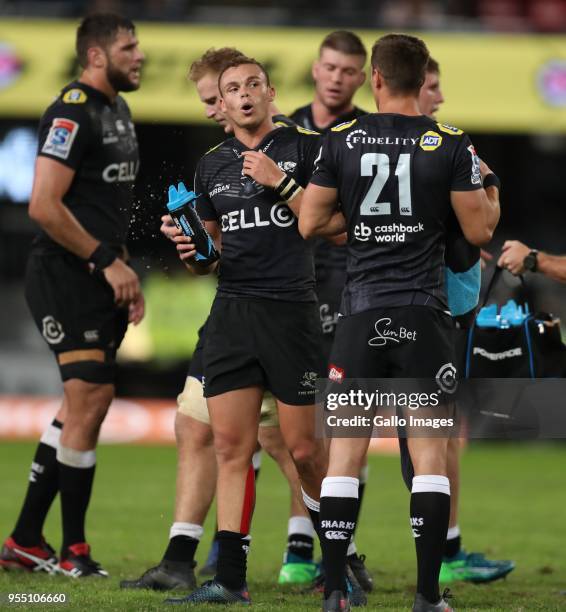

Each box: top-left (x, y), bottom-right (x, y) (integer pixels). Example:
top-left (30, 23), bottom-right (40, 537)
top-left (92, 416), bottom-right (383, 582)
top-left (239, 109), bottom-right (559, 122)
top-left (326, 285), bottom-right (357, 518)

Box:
top-left (1, 441), bottom-right (565, 611)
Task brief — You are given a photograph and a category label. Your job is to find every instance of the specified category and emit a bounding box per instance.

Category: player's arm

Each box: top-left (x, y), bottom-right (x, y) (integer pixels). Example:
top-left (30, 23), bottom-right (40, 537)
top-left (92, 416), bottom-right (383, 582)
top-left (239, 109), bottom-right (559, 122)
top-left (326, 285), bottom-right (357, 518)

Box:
top-left (299, 131), bottom-right (346, 238)
top-left (450, 143), bottom-right (500, 247)
top-left (29, 156), bottom-right (141, 307)
top-left (298, 184), bottom-right (345, 238)
top-left (174, 220), bottom-right (221, 276)
top-left (241, 150), bottom-right (305, 217)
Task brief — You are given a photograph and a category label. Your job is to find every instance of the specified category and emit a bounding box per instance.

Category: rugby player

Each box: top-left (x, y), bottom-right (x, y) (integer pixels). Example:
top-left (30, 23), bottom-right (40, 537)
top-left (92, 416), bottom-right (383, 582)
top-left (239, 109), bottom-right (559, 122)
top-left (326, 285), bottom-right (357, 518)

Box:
top-left (419, 57), bottom-right (515, 585)
top-left (120, 48), bottom-right (317, 591)
top-left (164, 57), bottom-right (329, 605)
top-left (0, 14), bottom-right (144, 577)
top-left (299, 33), bottom-right (500, 611)
top-left (290, 30), bottom-right (373, 593)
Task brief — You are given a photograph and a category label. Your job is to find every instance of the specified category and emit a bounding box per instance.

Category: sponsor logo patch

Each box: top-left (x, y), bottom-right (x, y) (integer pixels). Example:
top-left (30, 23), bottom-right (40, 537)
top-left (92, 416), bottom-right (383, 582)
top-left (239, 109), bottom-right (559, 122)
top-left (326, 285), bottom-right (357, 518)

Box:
top-left (62, 88), bottom-right (87, 104)
top-left (437, 122), bottom-right (463, 135)
top-left (468, 144), bottom-right (482, 185)
top-left (419, 130), bottom-right (442, 151)
top-left (41, 118), bottom-right (79, 160)
top-left (328, 364), bottom-right (345, 383)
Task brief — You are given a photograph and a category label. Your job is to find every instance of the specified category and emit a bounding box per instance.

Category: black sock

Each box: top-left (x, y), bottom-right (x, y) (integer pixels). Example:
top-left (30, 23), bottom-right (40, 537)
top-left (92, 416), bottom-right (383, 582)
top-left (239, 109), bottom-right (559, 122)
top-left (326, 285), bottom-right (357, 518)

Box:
top-left (163, 535), bottom-right (199, 563)
top-left (411, 476), bottom-right (450, 604)
top-left (444, 534), bottom-right (461, 558)
top-left (215, 531), bottom-right (249, 591)
top-left (12, 419), bottom-right (62, 546)
top-left (319, 477), bottom-right (359, 598)
top-left (287, 533), bottom-right (314, 561)
top-left (58, 447), bottom-right (96, 552)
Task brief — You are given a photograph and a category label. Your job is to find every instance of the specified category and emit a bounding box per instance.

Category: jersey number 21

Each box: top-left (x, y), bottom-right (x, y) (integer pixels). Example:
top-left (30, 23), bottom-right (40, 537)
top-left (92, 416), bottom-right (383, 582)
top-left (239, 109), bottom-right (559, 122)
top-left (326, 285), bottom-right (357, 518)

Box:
top-left (360, 153), bottom-right (412, 217)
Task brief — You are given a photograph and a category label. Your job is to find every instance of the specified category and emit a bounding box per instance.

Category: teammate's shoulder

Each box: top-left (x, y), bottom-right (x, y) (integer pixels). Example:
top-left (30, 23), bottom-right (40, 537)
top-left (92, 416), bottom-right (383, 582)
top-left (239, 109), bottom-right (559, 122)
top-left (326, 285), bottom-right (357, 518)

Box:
top-left (272, 114), bottom-right (296, 128)
top-left (331, 118), bottom-right (358, 132)
top-left (202, 140), bottom-right (226, 158)
top-left (295, 125), bottom-right (319, 136)
top-left (435, 122), bottom-right (465, 136)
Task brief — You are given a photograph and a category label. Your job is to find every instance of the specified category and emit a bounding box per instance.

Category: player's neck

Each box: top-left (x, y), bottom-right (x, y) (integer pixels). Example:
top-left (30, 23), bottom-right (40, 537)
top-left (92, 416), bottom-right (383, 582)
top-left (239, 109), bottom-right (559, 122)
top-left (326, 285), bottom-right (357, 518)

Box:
top-left (311, 97), bottom-right (354, 130)
top-left (233, 117), bottom-right (276, 149)
top-left (377, 94), bottom-right (421, 116)
top-left (79, 70), bottom-right (118, 102)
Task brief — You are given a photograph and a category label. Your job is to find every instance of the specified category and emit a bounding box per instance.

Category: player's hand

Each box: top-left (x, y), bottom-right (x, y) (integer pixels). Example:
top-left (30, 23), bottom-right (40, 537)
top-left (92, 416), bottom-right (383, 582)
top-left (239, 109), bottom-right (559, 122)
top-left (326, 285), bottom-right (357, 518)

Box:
top-left (498, 240), bottom-right (529, 275)
top-left (128, 292), bottom-right (145, 325)
top-left (480, 248), bottom-right (493, 270)
top-left (242, 150), bottom-right (284, 188)
top-left (102, 259), bottom-right (141, 306)
top-left (174, 234), bottom-right (198, 262)
top-left (161, 214), bottom-right (181, 241)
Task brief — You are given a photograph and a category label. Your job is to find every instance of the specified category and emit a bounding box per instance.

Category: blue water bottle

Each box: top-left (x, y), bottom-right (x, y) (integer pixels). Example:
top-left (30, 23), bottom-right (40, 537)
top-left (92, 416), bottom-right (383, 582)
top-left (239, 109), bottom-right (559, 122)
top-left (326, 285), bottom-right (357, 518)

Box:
top-left (166, 182), bottom-right (219, 267)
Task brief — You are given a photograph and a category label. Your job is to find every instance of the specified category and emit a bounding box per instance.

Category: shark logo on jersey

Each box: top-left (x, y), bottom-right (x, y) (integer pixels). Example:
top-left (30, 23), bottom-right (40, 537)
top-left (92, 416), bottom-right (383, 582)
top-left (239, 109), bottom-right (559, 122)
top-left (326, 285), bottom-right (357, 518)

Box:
top-left (277, 160), bottom-right (297, 173)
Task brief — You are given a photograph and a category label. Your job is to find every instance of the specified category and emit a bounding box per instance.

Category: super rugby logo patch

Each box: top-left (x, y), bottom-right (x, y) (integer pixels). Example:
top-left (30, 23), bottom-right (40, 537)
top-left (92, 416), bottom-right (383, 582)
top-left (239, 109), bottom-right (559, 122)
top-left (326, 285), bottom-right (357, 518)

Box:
top-left (42, 118), bottom-right (79, 160)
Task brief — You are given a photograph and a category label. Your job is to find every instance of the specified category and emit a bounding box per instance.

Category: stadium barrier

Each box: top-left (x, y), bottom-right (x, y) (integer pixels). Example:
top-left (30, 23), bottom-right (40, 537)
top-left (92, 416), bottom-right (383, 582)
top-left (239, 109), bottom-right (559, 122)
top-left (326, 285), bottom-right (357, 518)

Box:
top-left (0, 395), bottom-right (400, 453)
top-left (0, 19), bottom-right (566, 131)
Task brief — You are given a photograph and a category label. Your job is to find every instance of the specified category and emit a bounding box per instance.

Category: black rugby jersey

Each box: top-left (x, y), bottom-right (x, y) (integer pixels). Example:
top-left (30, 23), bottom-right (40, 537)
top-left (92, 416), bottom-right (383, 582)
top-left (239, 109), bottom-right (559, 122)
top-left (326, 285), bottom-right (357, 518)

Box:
top-left (195, 125), bottom-right (320, 302)
top-left (35, 81), bottom-right (139, 253)
top-left (311, 114), bottom-right (482, 316)
top-left (290, 104), bottom-right (366, 133)
top-left (291, 105), bottom-right (368, 307)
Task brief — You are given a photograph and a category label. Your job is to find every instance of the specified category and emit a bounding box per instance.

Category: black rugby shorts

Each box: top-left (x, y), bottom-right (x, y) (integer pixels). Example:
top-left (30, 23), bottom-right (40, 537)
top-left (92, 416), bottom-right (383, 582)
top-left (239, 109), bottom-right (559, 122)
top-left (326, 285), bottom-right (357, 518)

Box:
top-left (202, 296), bottom-right (323, 405)
top-left (25, 251), bottom-right (128, 363)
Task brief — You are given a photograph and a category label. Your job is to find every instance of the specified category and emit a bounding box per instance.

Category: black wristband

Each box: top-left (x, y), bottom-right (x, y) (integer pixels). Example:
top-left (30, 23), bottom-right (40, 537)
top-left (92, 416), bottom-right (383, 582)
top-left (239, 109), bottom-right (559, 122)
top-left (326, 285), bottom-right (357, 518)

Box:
top-left (88, 243), bottom-right (117, 271)
top-left (483, 173), bottom-right (501, 190)
top-left (275, 173), bottom-right (302, 202)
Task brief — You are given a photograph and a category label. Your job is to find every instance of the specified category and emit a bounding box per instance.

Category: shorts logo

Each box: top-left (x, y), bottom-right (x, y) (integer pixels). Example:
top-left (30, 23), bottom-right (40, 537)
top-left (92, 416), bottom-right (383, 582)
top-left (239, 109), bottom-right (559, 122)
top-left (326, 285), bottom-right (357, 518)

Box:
top-left (436, 362), bottom-right (458, 394)
top-left (41, 118), bottom-right (79, 160)
top-left (419, 131), bottom-right (442, 151)
top-left (42, 315), bottom-right (65, 345)
top-left (300, 371), bottom-right (317, 389)
top-left (84, 330), bottom-right (99, 342)
top-left (328, 364), bottom-right (345, 383)
top-left (368, 318), bottom-right (417, 347)
top-left (320, 303), bottom-right (339, 335)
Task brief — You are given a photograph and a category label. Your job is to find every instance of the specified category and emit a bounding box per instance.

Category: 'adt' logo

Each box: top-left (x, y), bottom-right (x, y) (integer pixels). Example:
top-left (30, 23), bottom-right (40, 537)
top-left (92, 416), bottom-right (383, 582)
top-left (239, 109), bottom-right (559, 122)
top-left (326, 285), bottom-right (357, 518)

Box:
top-left (419, 131), bottom-right (442, 151)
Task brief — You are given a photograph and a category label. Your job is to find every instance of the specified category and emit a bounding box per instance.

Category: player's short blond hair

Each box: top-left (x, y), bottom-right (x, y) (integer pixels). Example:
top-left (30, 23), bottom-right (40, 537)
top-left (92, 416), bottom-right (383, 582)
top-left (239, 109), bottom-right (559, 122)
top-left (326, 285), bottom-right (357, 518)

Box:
top-left (188, 47), bottom-right (246, 82)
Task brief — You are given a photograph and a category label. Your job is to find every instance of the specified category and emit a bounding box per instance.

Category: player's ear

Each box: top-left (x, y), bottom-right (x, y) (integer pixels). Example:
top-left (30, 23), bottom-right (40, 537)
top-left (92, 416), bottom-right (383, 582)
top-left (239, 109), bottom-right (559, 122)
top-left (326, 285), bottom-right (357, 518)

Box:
top-left (358, 69), bottom-right (367, 87)
top-left (219, 95), bottom-right (227, 112)
top-left (312, 59), bottom-right (319, 81)
top-left (267, 85), bottom-right (275, 103)
top-left (88, 46), bottom-right (106, 69)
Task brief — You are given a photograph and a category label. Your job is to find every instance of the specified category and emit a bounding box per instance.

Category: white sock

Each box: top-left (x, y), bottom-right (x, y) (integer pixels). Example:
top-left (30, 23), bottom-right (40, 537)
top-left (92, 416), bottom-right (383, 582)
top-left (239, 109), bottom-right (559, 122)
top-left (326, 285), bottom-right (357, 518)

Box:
top-left (169, 522), bottom-right (204, 541)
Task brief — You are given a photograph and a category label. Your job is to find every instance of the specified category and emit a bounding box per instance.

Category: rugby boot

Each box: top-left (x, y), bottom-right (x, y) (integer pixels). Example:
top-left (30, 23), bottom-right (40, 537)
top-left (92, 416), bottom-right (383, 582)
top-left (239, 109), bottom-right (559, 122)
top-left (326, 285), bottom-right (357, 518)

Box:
top-left (120, 559), bottom-right (196, 590)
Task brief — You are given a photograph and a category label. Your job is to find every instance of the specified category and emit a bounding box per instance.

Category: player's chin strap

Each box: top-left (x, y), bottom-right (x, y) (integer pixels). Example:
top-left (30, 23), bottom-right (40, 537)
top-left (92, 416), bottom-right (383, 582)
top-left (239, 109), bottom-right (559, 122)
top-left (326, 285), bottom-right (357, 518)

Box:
top-left (480, 265), bottom-right (528, 309)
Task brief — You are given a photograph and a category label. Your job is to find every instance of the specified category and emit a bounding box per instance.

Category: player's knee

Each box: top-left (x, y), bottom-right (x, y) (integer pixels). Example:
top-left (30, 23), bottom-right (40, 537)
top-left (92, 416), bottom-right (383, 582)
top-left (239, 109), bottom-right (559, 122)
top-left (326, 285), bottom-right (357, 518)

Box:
top-left (288, 439), bottom-right (318, 467)
top-left (64, 379), bottom-right (113, 423)
top-left (175, 413), bottom-right (213, 450)
top-left (213, 430), bottom-right (252, 465)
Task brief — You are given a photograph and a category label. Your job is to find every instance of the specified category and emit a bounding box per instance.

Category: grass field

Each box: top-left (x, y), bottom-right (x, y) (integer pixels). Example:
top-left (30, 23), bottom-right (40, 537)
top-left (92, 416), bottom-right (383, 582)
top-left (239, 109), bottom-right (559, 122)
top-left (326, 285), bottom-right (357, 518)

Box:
top-left (1, 441), bottom-right (565, 611)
